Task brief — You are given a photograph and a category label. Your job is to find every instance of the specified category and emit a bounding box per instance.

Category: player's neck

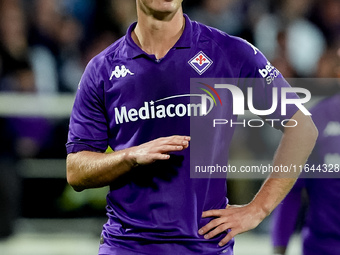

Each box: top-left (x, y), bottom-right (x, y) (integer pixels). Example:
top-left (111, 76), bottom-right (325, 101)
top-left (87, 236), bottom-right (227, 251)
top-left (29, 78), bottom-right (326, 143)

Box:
top-left (132, 8), bottom-right (185, 60)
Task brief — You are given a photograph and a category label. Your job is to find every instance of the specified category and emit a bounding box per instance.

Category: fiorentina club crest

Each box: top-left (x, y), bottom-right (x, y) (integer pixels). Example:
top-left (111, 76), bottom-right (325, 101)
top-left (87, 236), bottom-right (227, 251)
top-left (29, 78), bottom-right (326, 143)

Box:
top-left (188, 51), bottom-right (213, 75)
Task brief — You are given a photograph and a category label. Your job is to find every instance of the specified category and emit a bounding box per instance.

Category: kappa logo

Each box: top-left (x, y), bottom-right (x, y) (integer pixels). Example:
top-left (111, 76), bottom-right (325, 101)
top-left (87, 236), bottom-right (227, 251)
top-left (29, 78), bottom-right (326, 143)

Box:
top-left (245, 40), bottom-right (259, 55)
top-left (189, 51), bottom-right (213, 75)
top-left (110, 65), bottom-right (134, 80)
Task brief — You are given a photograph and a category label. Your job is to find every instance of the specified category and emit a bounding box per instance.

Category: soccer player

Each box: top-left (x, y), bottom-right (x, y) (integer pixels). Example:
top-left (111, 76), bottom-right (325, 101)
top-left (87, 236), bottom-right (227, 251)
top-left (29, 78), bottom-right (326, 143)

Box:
top-left (271, 93), bottom-right (340, 255)
top-left (66, 1), bottom-right (317, 254)
top-left (271, 51), bottom-right (340, 255)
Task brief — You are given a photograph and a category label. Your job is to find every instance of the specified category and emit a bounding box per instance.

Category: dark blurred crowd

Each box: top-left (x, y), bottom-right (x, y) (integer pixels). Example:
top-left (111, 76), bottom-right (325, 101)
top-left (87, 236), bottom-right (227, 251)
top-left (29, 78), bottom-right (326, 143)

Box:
top-left (0, 0), bottom-right (338, 161)
top-left (0, 0), bottom-right (339, 95)
top-left (0, 0), bottom-right (339, 238)
top-left (0, 0), bottom-right (127, 93)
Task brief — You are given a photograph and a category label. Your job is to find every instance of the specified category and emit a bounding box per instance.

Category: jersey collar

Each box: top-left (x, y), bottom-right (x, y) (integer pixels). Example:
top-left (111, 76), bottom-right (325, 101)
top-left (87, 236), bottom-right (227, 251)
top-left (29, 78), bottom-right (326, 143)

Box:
top-left (125, 14), bottom-right (193, 59)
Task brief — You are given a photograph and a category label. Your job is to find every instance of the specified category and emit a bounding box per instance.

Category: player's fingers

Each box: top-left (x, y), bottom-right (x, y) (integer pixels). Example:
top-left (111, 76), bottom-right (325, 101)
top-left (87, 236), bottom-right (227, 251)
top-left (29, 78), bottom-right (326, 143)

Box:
top-left (156, 145), bottom-right (185, 153)
top-left (202, 209), bottom-right (224, 218)
top-left (218, 230), bottom-right (236, 247)
top-left (135, 153), bottom-right (170, 165)
top-left (182, 140), bottom-right (190, 149)
top-left (198, 217), bottom-right (225, 235)
top-left (203, 222), bottom-right (231, 240)
top-left (166, 136), bottom-right (190, 147)
top-left (169, 135), bottom-right (191, 142)
top-left (157, 135), bottom-right (190, 146)
top-left (156, 138), bottom-right (190, 151)
top-left (149, 153), bottom-right (170, 161)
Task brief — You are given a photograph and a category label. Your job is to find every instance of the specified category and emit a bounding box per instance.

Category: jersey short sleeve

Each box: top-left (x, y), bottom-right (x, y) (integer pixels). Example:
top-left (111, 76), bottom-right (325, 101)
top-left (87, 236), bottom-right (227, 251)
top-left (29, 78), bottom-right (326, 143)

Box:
top-left (234, 39), bottom-right (300, 130)
top-left (66, 58), bottom-right (109, 154)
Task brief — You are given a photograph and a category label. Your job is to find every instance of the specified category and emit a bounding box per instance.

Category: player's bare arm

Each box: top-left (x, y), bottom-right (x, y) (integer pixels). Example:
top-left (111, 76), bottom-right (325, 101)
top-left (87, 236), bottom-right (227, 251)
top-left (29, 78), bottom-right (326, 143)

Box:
top-left (67, 135), bottom-right (190, 192)
top-left (199, 110), bottom-right (318, 246)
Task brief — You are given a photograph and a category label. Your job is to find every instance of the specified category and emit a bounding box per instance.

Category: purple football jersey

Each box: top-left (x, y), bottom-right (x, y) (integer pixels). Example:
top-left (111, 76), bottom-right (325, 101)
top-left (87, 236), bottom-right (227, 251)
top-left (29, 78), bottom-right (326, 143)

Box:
top-left (67, 15), bottom-right (300, 255)
top-left (271, 94), bottom-right (340, 255)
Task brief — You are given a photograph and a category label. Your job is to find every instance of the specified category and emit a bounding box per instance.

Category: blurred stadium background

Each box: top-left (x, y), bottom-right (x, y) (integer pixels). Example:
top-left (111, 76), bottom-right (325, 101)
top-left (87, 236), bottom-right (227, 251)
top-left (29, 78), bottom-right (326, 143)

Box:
top-left (0, 0), bottom-right (339, 254)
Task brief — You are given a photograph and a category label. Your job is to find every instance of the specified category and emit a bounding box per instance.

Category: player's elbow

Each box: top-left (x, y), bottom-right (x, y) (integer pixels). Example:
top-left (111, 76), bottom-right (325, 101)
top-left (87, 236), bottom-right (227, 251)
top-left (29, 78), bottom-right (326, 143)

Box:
top-left (308, 119), bottom-right (318, 144)
top-left (66, 154), bottom-right (85, 192)
top-left (289, 111), bottom-right (318, 148)
top-left (67, 172), bottom-right (85, 192)
top-left (67, 173), bottom-right (85, 192)
top-left (300, 115), bottom-right (318, 147)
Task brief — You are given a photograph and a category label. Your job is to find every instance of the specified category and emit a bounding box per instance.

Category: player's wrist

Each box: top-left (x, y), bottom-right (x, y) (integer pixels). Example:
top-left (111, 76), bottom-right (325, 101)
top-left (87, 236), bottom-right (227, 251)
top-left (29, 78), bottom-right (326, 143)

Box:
top-left (248, 200), bottom-right (271, 221)
top-left (122, 147), bottom-right (139, 169)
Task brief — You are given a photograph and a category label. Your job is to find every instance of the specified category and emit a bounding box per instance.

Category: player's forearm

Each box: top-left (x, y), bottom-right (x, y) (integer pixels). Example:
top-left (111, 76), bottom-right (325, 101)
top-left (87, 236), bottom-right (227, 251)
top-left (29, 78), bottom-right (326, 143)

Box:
top-left (66, 136), bottom-right (191, 191)
top-left (199, 113), bottom-right (317, 246)
top-left (250, 111), bottom-right (318, 217)
top-left (66, 150), bottom-right (135, 192)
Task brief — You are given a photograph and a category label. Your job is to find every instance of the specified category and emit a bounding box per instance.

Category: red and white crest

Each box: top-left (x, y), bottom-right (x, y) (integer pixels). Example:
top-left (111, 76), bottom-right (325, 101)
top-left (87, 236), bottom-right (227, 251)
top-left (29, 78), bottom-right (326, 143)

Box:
top-left (188, 51), bottom-right (213, 75)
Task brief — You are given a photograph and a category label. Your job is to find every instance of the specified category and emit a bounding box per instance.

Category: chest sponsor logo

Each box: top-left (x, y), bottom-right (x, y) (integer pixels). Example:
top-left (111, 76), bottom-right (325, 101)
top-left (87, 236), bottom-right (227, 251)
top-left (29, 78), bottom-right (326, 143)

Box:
top-left (110, 65), bottom-right (134, 80)
top-left (114, 94), bottom-right (213, 125)
top-left (188, 51), bottom-right (213, 75)
top-left (114, 83), bottom-right (225, 125)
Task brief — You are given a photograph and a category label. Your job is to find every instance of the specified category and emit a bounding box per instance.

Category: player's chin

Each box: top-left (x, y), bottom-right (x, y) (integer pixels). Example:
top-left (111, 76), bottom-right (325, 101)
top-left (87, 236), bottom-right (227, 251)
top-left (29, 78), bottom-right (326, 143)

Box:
top-left (156, 0), bottom-right (182, 12)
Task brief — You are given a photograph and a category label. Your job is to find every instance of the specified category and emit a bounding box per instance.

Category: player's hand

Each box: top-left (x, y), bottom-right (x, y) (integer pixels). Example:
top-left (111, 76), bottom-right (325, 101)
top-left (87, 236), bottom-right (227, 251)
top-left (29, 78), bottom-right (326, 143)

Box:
top-left (198, 203), bottom-right (266, 247)
top-left (127, 135), bottom-right (191, 166)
